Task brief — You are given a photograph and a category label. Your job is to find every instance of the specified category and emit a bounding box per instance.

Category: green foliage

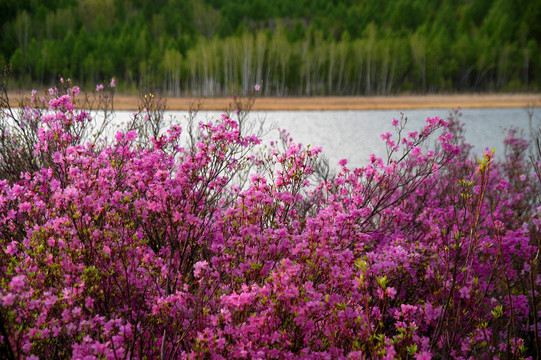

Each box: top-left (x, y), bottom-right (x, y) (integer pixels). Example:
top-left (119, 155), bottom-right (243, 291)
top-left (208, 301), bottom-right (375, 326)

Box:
top-left (1, 0), bottom-right (540, 93)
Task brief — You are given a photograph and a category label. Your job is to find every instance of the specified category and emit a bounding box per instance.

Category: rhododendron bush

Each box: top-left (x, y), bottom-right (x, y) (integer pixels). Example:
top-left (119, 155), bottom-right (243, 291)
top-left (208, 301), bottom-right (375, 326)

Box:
top-left (0, 84), bottom-right (540, 360)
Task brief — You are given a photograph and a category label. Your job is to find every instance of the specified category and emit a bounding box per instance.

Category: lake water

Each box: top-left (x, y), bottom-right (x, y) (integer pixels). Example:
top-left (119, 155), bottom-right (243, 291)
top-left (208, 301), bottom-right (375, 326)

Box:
top-left (115, 107), bottom-right (541, 169)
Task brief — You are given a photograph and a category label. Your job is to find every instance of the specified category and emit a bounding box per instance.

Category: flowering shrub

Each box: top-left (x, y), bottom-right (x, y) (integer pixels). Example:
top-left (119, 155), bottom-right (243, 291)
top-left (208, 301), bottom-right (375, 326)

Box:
top-left (0, 86), bottom-right (540, 359)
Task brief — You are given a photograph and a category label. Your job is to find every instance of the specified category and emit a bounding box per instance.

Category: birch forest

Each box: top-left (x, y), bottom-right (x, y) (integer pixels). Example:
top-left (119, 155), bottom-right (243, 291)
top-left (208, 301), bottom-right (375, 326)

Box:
top-left (1, 0), bottom-right (540, 95)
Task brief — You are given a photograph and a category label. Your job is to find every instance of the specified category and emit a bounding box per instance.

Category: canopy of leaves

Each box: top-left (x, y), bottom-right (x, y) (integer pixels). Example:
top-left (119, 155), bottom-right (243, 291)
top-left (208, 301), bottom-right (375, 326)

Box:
top-left (1, 0), bottom-right (540, 94)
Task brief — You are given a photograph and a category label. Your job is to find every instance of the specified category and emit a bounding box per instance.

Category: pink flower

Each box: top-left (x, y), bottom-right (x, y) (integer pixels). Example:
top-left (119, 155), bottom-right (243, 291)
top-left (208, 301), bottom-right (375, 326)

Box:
top-left (194, 261), bottom-right (208, 278)
top-left (6, 242), bottom-right (18, 255)
top-left (115, 131), bottom-right (125, 142)
top-left (85, 297), bottom-right (95, 309)
top-left (254, 84), bottom-right (261, 91)
top-left (2, 293), bottom-right (15, 306)
top-left (125, 130), bottom-right (137, 141)
top-left (459, 286), bottom-right (471, 299)
top-left (381, 132), bottom-right (392, 141)
top-left (9, 275), bottom-right (25, 291)
top-left (415, 351), bottom-right (432, 360)
top-left (348, 351), bottom-right (365, 360)
top-left (110, 78), bottom-right (116, 88)
top-left (96, 84), bottom-right (104, 92)
top-left (47, 237), bottom-right (56, 247)
top-left (18, 202), bottom-right (32, 212)
top-left (339, 158), bottom-right (348, 167)
top-left (386, 287), bottom-right (397, 299)
top-left (48, 95), bottom-right (73, 111)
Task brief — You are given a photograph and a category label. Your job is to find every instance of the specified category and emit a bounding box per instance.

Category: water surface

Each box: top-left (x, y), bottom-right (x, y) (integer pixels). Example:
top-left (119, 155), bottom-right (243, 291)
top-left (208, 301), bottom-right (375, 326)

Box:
top-left (115, 107), bottom-right (541, 168)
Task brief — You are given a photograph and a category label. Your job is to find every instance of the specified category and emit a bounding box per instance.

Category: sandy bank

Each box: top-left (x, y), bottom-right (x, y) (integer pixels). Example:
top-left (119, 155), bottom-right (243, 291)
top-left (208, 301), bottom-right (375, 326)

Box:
top-left (7, 92), bottom-right (541, 111)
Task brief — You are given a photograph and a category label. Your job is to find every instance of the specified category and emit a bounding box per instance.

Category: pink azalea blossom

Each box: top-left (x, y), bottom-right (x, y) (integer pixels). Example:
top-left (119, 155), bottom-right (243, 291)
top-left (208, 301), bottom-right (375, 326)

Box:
top-left (0, 88), bottom-right (538, 359)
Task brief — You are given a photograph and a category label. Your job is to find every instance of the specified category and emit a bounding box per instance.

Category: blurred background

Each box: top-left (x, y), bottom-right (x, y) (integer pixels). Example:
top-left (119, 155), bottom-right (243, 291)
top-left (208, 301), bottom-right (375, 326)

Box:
top-left (1, 0), bottom-right (540, 96)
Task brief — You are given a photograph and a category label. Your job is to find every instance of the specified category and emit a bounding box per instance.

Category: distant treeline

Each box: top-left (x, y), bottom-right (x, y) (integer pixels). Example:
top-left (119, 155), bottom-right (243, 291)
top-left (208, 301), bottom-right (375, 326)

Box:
top-left (1, 0), bottom-right (540, 95)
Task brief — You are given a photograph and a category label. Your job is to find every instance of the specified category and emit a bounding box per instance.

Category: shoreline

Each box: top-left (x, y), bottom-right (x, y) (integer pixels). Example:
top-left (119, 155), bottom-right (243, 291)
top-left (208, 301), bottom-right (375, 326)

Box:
top-left (7, 92), bottom-right (541, 111)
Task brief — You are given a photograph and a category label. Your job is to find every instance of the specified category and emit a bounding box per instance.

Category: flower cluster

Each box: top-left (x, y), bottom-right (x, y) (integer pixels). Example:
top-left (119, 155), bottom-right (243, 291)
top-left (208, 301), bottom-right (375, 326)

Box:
top-left (0, 88), bottom-right (539, 359)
